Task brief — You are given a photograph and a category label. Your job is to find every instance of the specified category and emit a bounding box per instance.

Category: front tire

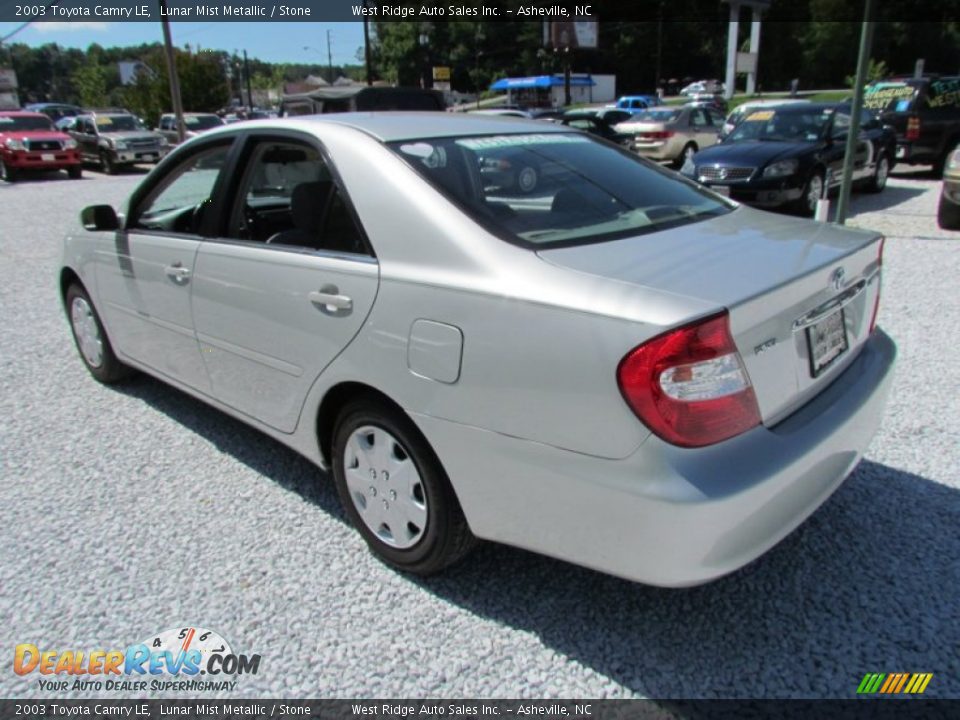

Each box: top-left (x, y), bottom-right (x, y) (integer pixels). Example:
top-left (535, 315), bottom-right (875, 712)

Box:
top-left (514, 163), bottom-right (540, 194)
top-left (65, 283), bottom-right (132, 384)
top-left (796, 171), bottom-right (825, 217)
top-left (67, 165), bottom-right (83, 180)
top-left (0, 159), bottom-right (17, 182)
top-left (100, 151), bottom-right (116, 175)
top-left (331, 398), bottom-right (476, 576)
top-left (937, 191), bottom-right (960, 230)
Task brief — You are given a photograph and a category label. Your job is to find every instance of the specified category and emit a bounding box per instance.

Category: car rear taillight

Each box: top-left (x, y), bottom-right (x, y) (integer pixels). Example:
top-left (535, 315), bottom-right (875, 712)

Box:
top-left (640, 131), bottom-right (674, 140)
top-left (869, 237), bottom-right (885, 334)
top-left (617, 312), bottom-right (761, 448)
top-left (906, 116), bottom-right (920, 141)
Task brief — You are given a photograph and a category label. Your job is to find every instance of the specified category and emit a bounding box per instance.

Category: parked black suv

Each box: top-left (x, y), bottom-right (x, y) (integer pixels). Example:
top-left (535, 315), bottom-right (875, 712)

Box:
top-left (864, 76), bottom-right (960, 175)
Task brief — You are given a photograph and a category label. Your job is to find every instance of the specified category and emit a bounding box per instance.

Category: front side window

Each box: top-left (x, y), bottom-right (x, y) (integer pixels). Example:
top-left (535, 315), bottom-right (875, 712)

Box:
top-left (390, 132), bottom-right (732, 248)
top-left (130, 144), bottom-right (231, 234)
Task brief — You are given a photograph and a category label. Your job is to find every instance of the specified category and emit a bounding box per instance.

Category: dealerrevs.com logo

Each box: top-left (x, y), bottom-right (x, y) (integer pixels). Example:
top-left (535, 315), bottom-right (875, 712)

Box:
top-left (14, 627), bottom-right (261, 693)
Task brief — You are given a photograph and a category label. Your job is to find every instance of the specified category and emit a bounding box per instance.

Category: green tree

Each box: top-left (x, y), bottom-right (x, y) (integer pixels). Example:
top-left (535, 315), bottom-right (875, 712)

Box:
top-left (70, 63), bottom-right (108, 107)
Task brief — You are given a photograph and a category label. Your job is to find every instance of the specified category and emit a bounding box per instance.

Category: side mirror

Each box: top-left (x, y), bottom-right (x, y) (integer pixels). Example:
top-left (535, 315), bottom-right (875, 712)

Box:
top-left (81, 205), bottom-right (119, 232)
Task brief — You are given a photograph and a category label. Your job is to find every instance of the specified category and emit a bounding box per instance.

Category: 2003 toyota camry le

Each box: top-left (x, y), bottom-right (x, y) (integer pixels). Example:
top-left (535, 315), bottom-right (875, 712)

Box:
top-left (60, 113), bottom-right (896, 586)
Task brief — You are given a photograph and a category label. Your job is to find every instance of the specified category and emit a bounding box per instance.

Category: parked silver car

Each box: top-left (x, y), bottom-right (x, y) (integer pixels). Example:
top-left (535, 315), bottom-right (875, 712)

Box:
top-left (61, 113), bottom-right (896, 586)
top-left (616, 106), bottom-right (724, 167)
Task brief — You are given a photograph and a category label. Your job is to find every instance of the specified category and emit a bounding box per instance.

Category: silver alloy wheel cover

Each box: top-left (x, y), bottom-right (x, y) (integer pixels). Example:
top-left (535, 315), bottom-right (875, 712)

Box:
top-left (343, 425), bottom-right (428, 549)
top-left (807, 175), bottom-right (824, 212)
top-left (71, 296), bottom-right (104, 368)
top-left (684, 144), bottom-right (697, 160)
top-left (517, 166), bottom-right (538, 193)
top-left (876, 156), bottom-right (889, 188)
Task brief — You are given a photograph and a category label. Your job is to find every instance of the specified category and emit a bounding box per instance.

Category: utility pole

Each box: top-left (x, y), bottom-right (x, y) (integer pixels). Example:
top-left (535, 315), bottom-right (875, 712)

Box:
top-left (243, 48), bottom-right (253, 111)
top-left (836, 0), bottom-right (876, 225)
top-left (362, 2), bottom-right (372, 85)
top-left (158, 0), bottom-right (185, 143)
top-left (327, 29), bottom-right (334, 84)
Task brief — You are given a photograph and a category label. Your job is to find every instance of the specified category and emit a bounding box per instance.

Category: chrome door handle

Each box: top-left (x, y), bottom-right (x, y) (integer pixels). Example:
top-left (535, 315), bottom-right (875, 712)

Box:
top-left (309, 287), bottom-right (352, 312)
top-left (165, 263), bottom-right (191, 284)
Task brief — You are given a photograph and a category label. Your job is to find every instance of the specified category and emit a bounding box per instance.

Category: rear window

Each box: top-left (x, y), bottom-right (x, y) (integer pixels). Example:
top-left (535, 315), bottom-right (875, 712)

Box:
top-left (0, 115), bottom-right (54, 131)
top-left (390, 132), bottom-right (732, 249)
top-left (631, 109), bottom-right (682, 123)
top-left (863, 82), bottom-right (919, 112)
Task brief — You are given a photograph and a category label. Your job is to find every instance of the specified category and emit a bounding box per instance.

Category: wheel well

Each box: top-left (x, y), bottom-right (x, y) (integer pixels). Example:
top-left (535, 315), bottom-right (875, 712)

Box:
top-left (316, 382), bottom-right (407, 465)
top-left (59, 268), bottom-right (83, 308)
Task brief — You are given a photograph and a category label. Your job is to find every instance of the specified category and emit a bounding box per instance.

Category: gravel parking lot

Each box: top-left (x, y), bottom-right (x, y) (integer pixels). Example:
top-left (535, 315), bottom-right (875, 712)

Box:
top-left (1, 164), bottom-right (957, 700)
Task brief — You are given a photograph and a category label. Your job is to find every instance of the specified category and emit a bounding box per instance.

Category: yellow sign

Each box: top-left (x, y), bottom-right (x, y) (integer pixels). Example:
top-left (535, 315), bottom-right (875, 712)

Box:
top-left (745, 110), bottom-right (774, 122)
top-left (432, 66), bottom-right (451, 82)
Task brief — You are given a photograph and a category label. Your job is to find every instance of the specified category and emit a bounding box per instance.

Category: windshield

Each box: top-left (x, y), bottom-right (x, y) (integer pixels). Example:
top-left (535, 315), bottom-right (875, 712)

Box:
top-left (629, 109), bottom-right (681, 123)
top-left (389, 133), bottom-right (732, 248)
top-left (97, 115), bottom-right (143, 131)
top-left (0, 115), bottom-right (55, 132)
top-left (863, 82), bottom-right (918, 113)
top-left (185, 115), bottom-right (223, 129)
top-left (727, 108), bottom-right (829, 142)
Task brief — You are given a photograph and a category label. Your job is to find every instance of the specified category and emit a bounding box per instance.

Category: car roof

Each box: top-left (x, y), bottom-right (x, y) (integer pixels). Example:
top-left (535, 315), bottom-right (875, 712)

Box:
top-left (255, 112), bottom-right (570, 142)
top-left (0, 111), bottom-right (48, 118)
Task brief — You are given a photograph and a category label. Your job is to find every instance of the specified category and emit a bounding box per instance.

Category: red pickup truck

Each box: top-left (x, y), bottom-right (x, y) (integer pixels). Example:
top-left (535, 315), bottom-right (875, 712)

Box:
top-left (0, 111), bottom-right (82, 182)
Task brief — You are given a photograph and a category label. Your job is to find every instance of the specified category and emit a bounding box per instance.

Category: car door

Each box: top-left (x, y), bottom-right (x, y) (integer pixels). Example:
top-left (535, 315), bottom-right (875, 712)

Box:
top-left (72, 117), bottom-right (97, 162)
top-left (189, 133), bottom-right (379, 433)
top-left (828, 109), bottom-right (872, 184)
top-left (689, 108), bottom-right (718, 149)
top-left (94, 139), bottom-right (235, 391)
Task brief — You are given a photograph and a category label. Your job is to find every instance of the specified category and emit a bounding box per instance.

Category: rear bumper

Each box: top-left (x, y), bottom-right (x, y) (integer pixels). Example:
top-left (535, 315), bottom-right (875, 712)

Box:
top-left (632, 138), bottom-right (682, 162)
top-left (894, 141), bottom-right (940, 165)
top-left (414, 329), bottom-right (896, 587)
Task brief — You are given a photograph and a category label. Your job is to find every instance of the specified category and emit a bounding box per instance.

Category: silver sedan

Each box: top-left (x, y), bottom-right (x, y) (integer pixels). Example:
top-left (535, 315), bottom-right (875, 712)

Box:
top-left (616, 105), bottom-right (724, 167)
top-left (60, 113), bottom-right (896, 586)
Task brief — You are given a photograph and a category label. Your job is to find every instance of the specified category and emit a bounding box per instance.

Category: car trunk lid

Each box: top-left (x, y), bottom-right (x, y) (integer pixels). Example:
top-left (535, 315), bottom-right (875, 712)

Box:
top-left (537, 205), bottom-right (884, 426)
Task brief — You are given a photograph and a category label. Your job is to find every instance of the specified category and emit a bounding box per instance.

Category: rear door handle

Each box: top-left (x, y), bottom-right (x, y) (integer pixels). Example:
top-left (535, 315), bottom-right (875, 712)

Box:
top-left (309, 286), bottom-right (352, 312)
top-left (165, 262), bottom-right (191, 284)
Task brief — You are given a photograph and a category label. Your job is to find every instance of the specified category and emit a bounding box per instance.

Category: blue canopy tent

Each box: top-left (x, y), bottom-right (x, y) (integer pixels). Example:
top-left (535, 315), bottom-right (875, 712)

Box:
top-left (489, 75), bottom-right (596, 107)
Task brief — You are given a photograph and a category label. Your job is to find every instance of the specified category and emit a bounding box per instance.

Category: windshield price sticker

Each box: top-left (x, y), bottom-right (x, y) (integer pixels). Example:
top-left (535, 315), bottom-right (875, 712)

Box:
top-left (95, 117), bottom-right (113, 126)
top-left (745, 110), bottom-right (775, 122)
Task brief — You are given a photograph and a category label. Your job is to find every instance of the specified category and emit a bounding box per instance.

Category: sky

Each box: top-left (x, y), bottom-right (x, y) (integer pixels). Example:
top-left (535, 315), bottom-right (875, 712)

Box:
top-left (0, 21), bottom-right (367, 65)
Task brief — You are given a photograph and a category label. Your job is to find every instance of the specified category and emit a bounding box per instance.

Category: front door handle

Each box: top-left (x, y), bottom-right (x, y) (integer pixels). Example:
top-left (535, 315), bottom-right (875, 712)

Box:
top-left (165, 262), bottom-right (191, 284)
top-left (309, 285), bottom-right (352, 312)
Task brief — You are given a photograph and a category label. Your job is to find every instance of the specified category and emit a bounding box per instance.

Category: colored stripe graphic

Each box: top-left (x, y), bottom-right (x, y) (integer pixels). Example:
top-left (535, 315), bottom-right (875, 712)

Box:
top-left (857, 672), bottom-right (933, 694)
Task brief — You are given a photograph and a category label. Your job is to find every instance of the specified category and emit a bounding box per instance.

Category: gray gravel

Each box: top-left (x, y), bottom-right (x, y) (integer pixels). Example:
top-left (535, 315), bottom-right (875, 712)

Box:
top-left (0, 165), bottom-right (957, 700)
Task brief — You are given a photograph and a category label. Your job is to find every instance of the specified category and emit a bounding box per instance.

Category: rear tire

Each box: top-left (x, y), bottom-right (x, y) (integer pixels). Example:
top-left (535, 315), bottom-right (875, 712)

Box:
top-left (331, 398), bottom-right (476, 576)
top-left (65, 283), bottom-right (133, 384)
top-left (67, 165), bottom-right (83, 180)
top-left (673, 142), bottom-right (698, 170)
top-left (937, 191), bottom-right (960, 230)
top-left (865, 153), bottom-right (890, 193)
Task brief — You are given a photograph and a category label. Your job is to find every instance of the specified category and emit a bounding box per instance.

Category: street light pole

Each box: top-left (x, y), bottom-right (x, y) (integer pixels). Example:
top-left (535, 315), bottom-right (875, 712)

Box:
top-left (326, 29), bottom-right (334, 84)
top-left (243, 48), bottom-right (253, 112)
top-left (362, 1), bottom-right (372, 86)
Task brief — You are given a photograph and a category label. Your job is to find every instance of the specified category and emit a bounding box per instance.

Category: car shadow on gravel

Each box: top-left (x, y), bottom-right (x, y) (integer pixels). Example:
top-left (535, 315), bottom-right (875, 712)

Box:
top-left (418, 459), bottom-right (960, 699)
top-left (839, 184), bottom-right (928, 218)
top-left (111, 376), bottom-right (958, 698)
top-left (108, 374), bottom-right (347, 519)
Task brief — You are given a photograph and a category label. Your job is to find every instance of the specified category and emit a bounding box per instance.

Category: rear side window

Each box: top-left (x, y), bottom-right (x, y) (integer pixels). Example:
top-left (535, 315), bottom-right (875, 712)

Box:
top-left (926, 77), bottom-right (960, 109)
top-left (390, 133), bottom-right (732, 249)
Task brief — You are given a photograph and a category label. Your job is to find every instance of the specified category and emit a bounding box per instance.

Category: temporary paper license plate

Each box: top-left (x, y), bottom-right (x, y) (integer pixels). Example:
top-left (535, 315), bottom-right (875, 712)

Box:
top-left (710, 184), bottom-right (730, 196)
top-left (41, 153), bottom-right (55, 161)
top-left (807, 308), bottom-right (848, 377)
